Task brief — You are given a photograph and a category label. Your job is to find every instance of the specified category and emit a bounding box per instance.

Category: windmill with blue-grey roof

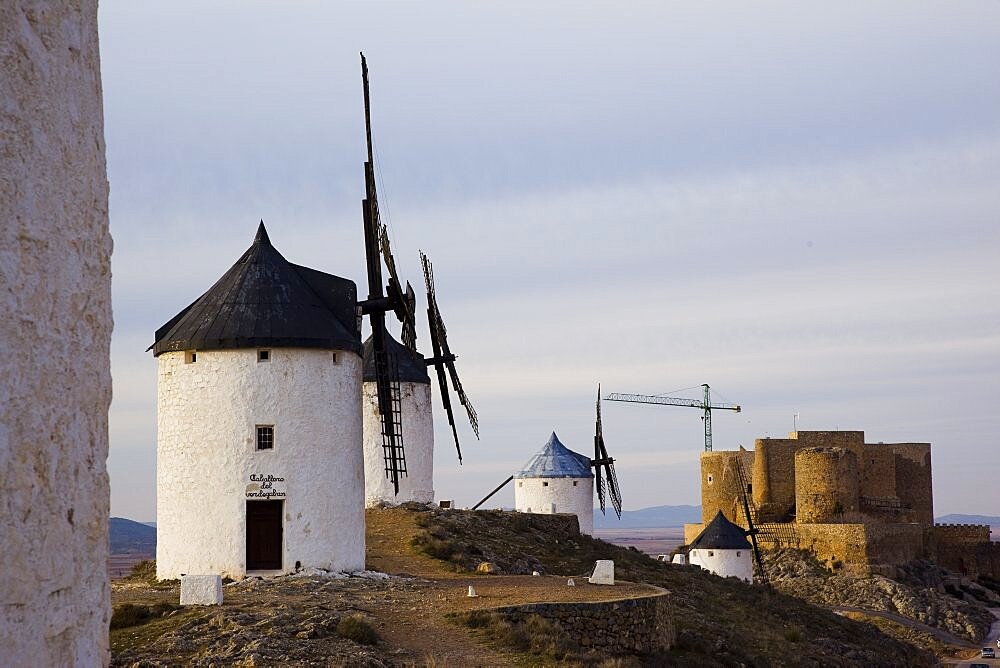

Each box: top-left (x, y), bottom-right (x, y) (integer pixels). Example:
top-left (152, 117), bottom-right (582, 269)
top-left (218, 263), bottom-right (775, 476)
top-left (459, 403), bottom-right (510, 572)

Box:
top-left (472, 386), bottom-right (623, 535)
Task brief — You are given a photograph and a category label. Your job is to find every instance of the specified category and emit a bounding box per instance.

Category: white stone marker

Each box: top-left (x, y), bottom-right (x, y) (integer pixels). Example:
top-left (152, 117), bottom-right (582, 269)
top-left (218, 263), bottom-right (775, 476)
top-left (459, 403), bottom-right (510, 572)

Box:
top-left (589, 560), bottom-right (615, 585)
top-left (567, 579), bottom-right (576, 586)
top-left (180, 575), bottom-right (223, 606)
top-left (467, 585), bottom-right (479, 598)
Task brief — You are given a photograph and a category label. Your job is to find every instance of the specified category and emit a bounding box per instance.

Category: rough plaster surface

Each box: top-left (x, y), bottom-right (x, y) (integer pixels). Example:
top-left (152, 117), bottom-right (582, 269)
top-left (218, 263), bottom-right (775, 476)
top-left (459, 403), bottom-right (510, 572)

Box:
top-left (589, 560), bottom-right (615, 585)
top-left (362, 381), bottom-right (434, 506)
top-left (180, 575), bottom-right (223, 606)
top-left (0, 2), bottom-right (112, 665)
top-left (156, 348), bottom-right (365, 579)
top-left (688, 547), bottom-right (753, 582)
top-left (514, 476), bottom-right (594, 535)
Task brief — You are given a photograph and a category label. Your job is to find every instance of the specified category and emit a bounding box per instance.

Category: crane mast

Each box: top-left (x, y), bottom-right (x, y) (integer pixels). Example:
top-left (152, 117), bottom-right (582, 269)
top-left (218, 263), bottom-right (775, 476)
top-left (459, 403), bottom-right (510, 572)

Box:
top-left (605, 383), bottom-right (741, 452)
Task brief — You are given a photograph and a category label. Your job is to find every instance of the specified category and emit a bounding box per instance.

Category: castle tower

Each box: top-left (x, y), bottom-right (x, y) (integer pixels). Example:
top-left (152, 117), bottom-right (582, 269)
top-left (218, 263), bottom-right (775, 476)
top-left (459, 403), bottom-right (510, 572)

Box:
top-left (362, 332), bottom-right (434, 506)
top-left (795, 447), bottom-right (860, 523)
top-left (687, 511), bottom-right (753, 582)
top-left (151, 223), bottom-right (365, 579)
top-left (700, 450), bottom-right (754, 525)
top-left (514, 433), bottom-right (595, 535)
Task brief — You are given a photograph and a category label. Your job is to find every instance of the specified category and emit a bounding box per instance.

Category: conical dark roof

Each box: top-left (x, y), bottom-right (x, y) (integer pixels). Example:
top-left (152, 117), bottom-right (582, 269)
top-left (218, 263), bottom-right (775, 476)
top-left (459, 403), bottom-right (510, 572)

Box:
top-left (689, 511), bottom-right (751, 550)
top-left (514, 432), bottom-right (594, 479)
top-left (151, 222), bottom-right (361, 356)
top-left (362, 331), bottom-right (430, 384)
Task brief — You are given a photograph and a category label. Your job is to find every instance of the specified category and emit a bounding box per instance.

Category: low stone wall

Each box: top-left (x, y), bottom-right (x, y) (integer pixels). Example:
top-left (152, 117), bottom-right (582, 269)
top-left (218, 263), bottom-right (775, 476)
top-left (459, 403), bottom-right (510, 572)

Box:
top-left (929, 524), bottom-right (997, 577)
top-left (493, 592), bottom-right (674, 655)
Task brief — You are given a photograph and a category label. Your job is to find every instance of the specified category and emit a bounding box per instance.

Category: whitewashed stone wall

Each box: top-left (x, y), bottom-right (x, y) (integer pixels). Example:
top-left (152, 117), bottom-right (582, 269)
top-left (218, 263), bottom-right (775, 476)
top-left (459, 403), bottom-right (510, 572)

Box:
top-left (0, 2), bottom-right (112, 665)
top-left (157, 348), bottom-right (365, 579)
top-left (688, 547), bottom-right (753, 582)
top-left (515, 477), bottom-right (594, 535)
top-left (362, 381), bottom-right (434, 506)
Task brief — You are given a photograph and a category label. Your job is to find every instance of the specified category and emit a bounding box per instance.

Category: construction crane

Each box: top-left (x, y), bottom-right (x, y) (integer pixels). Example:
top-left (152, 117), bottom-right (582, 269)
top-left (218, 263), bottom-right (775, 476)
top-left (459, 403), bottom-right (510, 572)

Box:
top-left (605, 384), bottom-right (740, 452)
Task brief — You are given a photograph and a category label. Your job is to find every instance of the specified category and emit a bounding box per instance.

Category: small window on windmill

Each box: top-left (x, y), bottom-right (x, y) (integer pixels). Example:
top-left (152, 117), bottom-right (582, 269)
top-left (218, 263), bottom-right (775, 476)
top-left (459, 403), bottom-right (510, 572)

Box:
top-left (185, 350), bottom-right (197, 364)
top-left (256, 425), bottom-right (274, 450)
top-left (518, 481), bottom-right (523, 488)
top-left (573, 481), bottom-right (578, 487)
top-left (542, 481), bottom-right (549, 487)
top-left (747, 483), bottom-right (752, 494)
top-left (707, 474), bottom-right (713, 484)
top-left (258, 349), bottom-right (271, 363)
top-left (708, 550), bottom-right (714, 557)
top-left (331, 352), bottom-right (338, 364)
top-left (737, 551), bottom-right (741, 557)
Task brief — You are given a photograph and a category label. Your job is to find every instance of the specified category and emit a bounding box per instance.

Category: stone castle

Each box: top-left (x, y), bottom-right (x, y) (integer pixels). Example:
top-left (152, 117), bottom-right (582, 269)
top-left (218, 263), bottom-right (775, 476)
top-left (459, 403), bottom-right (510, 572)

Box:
top-left (684, 430), bottom-right (1000, 578)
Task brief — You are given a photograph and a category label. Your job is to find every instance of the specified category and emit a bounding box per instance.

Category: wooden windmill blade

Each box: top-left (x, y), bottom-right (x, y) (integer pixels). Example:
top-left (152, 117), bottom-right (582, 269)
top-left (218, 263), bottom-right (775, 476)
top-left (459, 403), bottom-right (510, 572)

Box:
top-left (735, 454), bottom-right (768, 585)
top-left (445, 358), bottom-right (479, 438)
top-left (593, 386), bottom-right (623, 518)
top-left (360, 53), bottom-right (407, 493)
top-left (426, 289), bottom-right (463, 462)
top-left (424, 255), bottom-right (479, 437)
top-left (378, 224), bottom-right (418, 352)
top-left (421, 252), bottom-right (479, 461)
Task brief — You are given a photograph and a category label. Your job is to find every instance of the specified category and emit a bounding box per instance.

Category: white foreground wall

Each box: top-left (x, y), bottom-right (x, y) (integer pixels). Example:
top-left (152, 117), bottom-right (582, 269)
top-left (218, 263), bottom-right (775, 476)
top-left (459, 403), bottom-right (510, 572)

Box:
top-left (514, 477), bottom-right (594, 535)
top-left (157, 348), bottom-right (365, 579)
top-left (688, 547), bottom-right (753, 582)
top-left (0, 2), bottom-right (112, 665)
top-left (362, 381), bottom-right (434, 506)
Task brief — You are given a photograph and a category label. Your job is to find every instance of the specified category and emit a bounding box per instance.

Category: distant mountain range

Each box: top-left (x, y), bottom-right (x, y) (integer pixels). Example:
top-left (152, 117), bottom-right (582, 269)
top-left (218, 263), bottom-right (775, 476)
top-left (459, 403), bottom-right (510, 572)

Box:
top-left (935, 514), bottom-right (1000, 525)
top-left (110, 517), bottom-right (156, 554)
top-left (594, 504), bottom-right (702, 529)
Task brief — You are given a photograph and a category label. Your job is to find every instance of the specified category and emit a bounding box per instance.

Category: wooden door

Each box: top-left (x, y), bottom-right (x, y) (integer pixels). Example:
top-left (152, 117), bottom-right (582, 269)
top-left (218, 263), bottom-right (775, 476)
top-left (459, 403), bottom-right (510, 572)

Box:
top-left (246, 500), bottom-right (283, 570)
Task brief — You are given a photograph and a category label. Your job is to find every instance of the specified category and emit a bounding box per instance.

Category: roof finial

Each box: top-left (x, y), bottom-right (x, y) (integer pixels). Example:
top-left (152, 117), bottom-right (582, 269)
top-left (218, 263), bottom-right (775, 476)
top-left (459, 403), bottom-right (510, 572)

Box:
top-left (255, 220), bottom-right (270, 245)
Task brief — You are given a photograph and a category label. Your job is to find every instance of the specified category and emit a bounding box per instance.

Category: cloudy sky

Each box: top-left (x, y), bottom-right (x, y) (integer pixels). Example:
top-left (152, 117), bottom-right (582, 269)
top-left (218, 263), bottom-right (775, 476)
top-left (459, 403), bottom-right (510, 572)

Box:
top-left (99, 2), bottom-right (1000, 521)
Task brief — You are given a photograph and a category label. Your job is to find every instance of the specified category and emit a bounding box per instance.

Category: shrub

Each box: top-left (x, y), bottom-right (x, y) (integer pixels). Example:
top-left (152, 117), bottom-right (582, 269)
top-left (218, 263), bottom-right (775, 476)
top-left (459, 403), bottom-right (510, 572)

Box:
top-left (411, 534), bottom-right (457, 561)
top-left (462, 610), bottom-right (502, 629)
top-left (337, 615), bottom-right (379, 645)
top-left (128, 560), bottom-right (157, 582)
top-left (457, 611), bottom-right (573, 660)
top-left (110, 602), bottom-right (176, 630)
top-left (784, 628), bottom-right (804, 643)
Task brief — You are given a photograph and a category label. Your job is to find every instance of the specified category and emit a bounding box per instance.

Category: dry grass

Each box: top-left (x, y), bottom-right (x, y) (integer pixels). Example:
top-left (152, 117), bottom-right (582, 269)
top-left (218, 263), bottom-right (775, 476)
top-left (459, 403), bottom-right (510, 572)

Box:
top-left (109, 602), bottom-right (177, 630)
top-left (454, 610), bottom-right (577, 663)
top-left (337, 614), bottom-right (380, 645)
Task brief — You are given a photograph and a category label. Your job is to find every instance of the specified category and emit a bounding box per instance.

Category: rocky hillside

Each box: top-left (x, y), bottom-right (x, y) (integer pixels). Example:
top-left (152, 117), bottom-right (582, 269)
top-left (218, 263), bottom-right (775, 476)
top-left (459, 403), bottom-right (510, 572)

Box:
top-left (412, 507), bottom-right (935, 666)
top-left (764, 549), bottom-right (995, 642)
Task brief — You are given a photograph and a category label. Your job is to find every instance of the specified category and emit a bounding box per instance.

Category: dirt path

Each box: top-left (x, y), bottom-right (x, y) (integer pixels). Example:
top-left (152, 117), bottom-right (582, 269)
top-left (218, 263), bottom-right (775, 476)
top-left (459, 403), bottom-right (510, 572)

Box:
top-left (832, 605), bottom-right (977, 648)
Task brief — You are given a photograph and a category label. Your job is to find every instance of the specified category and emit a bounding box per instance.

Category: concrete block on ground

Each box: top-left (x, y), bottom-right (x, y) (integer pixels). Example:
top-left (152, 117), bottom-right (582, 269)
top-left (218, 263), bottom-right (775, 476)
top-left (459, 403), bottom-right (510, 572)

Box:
top-left (589, 559), bottom-right (615, 585)
top-left (180, 575), bottom-right (223, 605)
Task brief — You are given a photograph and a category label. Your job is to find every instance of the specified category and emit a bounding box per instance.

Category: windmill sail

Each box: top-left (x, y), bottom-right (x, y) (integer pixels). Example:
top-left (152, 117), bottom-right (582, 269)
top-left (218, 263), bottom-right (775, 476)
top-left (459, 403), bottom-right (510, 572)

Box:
top-left (421, 251), bottom-right (479, 462)
top-left (360, 53), bottom-right (407, 493)
top-left (593, 385), bottom-right (622, 518)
